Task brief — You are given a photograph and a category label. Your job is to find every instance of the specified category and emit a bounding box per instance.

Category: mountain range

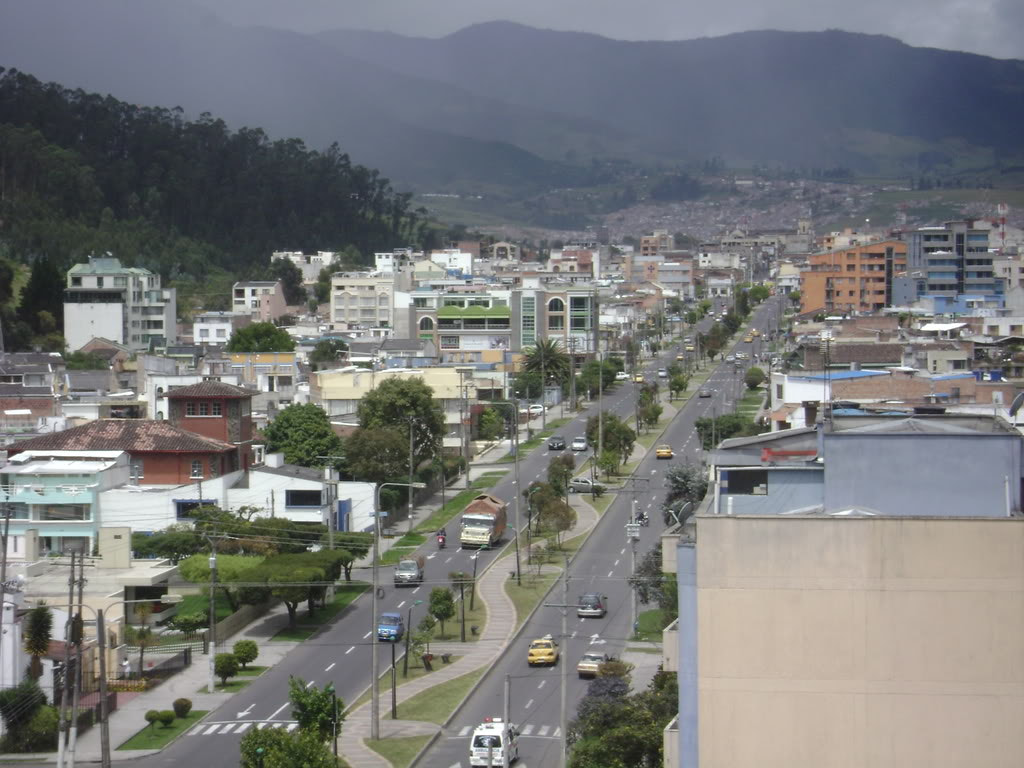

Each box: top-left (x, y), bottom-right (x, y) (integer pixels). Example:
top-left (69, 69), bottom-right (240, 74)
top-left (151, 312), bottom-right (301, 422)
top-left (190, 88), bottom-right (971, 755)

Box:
top-left (1, 0), bottom-right (1022, 190)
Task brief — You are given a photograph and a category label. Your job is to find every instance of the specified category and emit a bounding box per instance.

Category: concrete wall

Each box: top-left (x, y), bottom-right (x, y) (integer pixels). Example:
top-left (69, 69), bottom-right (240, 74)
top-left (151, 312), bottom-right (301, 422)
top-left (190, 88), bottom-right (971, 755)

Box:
top-left (64, 302), bottom-right (124, 351)
top-left (823, 432), bottom-right (1021, 515)
top-left (695, 515), bottom-right (1024, 768)
top-left (717, 468), bottom-right (822, 515)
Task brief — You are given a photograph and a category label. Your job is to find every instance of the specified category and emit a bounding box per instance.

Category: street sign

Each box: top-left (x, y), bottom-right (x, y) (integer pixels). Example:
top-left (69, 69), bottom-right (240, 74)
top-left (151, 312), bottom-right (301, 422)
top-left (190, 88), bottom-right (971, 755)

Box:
top-left (625, 523), bottom-right (641, 540)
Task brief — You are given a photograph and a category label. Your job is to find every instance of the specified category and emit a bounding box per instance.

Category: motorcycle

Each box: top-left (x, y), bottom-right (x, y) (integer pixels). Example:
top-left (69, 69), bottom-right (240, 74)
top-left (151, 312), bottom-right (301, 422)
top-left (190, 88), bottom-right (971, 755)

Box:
top-left (638, 513), bottom-right (650, 527)
top-left (437, 533), bottom-right (447, 549)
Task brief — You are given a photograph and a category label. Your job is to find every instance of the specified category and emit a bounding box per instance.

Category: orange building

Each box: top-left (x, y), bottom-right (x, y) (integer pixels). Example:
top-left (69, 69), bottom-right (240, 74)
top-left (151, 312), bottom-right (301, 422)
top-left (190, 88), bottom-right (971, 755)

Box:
top-left (800, 239), bottom-right (907, 315)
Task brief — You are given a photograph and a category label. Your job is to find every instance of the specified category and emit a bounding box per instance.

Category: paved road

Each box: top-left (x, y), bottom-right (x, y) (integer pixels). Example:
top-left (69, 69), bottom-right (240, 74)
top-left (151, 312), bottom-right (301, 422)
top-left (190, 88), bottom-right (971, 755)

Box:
top-left (419, 297), bottom-right (782, 768)
top-left (122, 320), bottom-right (709, 768)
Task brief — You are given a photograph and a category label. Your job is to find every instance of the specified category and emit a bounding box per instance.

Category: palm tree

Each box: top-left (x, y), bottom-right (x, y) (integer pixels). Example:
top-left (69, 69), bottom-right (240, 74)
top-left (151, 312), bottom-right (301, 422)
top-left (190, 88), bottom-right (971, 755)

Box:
top-left (23, 603), bottom-right (53, 680)
top-left (522, 339), bottom-right (570, 388)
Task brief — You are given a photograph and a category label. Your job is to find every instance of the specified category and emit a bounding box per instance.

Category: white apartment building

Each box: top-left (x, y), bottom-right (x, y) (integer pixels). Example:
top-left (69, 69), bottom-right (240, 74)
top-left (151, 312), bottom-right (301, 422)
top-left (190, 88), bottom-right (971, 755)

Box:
top-left (429, 248), bottom-right (474, 275)
top-left (374, 248), bottom-right (420, 274)
top-left (271, 251), bottom-right (337, 284)
top-left (329, 272), bottom-right (395, 336)
top-left (63, 255), bottom-right (177, 353)
top-left (192, 311), bottom-right (251, 346)
top-left (232, 281), bottom-right (287, 322)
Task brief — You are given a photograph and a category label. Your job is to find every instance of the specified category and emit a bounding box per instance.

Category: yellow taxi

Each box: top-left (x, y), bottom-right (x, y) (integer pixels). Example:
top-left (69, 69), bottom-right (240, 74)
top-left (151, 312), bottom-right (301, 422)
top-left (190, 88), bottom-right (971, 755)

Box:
top-left (655, 444), bottom-right (674, 460)
top-left (751, 329), bottom-right (762, 337)
top-left (743, 335), bottom-right (753, 343)
top-left (527, 635), bottom-right (559, 666)
top-left (676, 354), bottom-right (685, 362)
top-left (685, 344), bottom-right (695, 352)
top-left (633, 373), bottom-right (645, 383)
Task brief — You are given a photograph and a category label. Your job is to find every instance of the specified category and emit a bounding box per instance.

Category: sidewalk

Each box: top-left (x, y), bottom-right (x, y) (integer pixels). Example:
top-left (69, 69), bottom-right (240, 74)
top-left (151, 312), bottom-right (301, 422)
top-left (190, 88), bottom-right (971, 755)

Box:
top-left (338, 468), bottom-right (605, 767)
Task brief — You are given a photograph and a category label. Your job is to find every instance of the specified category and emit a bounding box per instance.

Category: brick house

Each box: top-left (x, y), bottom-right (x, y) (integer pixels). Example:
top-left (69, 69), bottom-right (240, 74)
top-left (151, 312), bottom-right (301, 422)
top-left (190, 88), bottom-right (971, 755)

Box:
top-left (164, 381), bottom-right (254, 469)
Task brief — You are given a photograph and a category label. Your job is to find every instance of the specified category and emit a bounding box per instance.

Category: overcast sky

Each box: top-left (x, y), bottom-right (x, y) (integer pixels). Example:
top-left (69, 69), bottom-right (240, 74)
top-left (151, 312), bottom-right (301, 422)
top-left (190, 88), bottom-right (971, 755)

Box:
top-left (190, 0), bottom-right (1024, 59)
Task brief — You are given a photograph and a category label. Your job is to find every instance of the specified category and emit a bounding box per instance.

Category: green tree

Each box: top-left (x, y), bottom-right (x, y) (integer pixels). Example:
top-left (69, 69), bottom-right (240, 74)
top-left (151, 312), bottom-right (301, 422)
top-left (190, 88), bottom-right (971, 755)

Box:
top-left (429, 587), bottom-right (456, 637)
top-left (356, 377), bottom-right (445, 466)
top-left (586, 412), bottom-right (635, 466)
top-left (130, 602), bottom-right (156, 674)
top-left (22, 603), bottom-right (52, 680)
top-left (178, 553), bottom-right (261, 613)
top-left (233, 640), bottom-right (259, 669)
top-left (17, 255), bottom-right (64, 336)
top-left (542, 499), bottom-right (577, 548)
top-left (749, 285), bottom-right (770, 303)
top-left (287, 677), bottom-right (344, 741)
top-left (0, 679), bottom-right (46, 735)
top-left (262, 403), bottom-right (342, 467)
top-left (342, 427), bottom-right (408, 487)
top-left (547, 453), bottom-right (575, 497)
top-left (788, 290), bottom-right (801, 307)
top-left (268, 259), bottom-right (307, 306)
top-left (512, 370), bottom-right (542, 400)
top-left (663, 461), bottom-right (709, 519)
top-left (214, 653), bottom-right (239, 686)
top-left (695, 413), bottom-right (760, 450)
top-left (639, 402), bottom-right (663, 431)
top-left (628, 542), bottom-right (678, 624)
top-left (308, 339), bottom-right (348, 370)
top-left (744, 366), bottom-right (766, 390)
top-left (130, 524), bottom-right (203, 563)
top-left (668, 374), bottom-right (689, 401)
top-left (596, 449), bottom-right (619, 480)
top-left (240, 726), bottom-right (336, 768)
top-left (225, 322), bottom-right (296, 353)
top-left (477, 407), bottom-right (504, 441)
top-left (63, 350), bottom-right (109, 370)
top-left (523, 339), bottom-right (570, 389)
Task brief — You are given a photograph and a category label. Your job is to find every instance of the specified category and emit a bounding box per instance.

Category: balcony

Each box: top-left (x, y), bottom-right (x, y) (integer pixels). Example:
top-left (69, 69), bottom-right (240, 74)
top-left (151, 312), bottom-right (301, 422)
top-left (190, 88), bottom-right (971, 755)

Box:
top-left (663, 617), bottom-right (678, 672)
top-left (663, 715), bottom-right (679, 768)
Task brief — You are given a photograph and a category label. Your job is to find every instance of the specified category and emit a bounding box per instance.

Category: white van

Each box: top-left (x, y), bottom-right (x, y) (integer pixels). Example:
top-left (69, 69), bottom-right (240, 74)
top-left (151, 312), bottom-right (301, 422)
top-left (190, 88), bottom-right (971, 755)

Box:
top-left (470, 717), bottom-right (519, 766)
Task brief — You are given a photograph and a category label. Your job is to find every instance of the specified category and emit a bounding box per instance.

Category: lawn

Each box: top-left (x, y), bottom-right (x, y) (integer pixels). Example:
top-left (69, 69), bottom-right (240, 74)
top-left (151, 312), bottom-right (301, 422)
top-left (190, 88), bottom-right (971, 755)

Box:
top-left (396, 667), bottom-right (486, 723)
top-left (366, 734), bottom-right (432, 768)
top-left (505, 571), bottom-right (560, 631)
top-left (177, 591), bottom-right (234, 623)
top-left (237, 665), bottom-right (268, 677)
top-left (270, 583), bottom-right (369, 642)
top-left (198, 677), bottom-right (253, 694)
top-left (735, 389), bottom-right (764, 420)
top-left (348, 655), bottom-right (463, 713)
top-left (635, 608), bottom-right (668, 642)
top-left (117, 710), bottom-right (209, 750)
top-left (496, 417), bottom-right (572, 463)
top-left (434, 591), bottom-right (487, 643)
top-left (579, 492), bottom-right (615, 516)
top-left (636, 420), bottom-right (674, 450)
top-left (380, 532), bottom-right (427, 566)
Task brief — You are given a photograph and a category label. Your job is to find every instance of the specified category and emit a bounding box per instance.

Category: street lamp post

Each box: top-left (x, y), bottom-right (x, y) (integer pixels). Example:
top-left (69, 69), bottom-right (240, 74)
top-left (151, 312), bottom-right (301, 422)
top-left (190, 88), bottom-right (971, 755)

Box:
top-left (371, 481), bottom-right (426, 741)
top-left (403, 599), bottom-right (422, 676)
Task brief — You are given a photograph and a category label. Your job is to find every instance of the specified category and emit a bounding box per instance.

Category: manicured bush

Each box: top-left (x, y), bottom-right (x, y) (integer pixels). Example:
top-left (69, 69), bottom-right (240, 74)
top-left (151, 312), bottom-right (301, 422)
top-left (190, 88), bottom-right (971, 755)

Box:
top-left (233, 640), bottom-right (258, 669)
top-left (170, 612), bottom-right (206, 632)
top-left (172, 698), bottom-right (192, 718)
top-left (157, 710), bottom-right (176, 728)
top-left (144, 710), bottom-right (160, 730)
top-left (214, 653), bottom-right (239, 686)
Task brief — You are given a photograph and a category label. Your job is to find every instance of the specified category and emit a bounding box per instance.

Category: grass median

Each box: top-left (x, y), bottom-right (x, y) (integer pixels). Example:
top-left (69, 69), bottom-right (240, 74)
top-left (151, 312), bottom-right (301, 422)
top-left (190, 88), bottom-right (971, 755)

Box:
top-left (367, 735), bottom-right (432, 768)
top-left (117, 710), bottom-right (209, 750)
top-left (270, 582), bottom-right (369, 642)
top-left (413, 474), bottom-right (507, 535)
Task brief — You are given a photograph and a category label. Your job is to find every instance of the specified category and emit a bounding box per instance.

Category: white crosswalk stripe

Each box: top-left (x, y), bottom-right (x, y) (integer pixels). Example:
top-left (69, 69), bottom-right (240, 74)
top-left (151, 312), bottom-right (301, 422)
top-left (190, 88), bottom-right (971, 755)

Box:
top-left (538, 725), bottom-right (550, 736)
top-left (520, 724), bottom-right (534, 735)
top-left (458, 725), bottom-right (472, 737)
top-left (189, 721), bottom-right (297, 736)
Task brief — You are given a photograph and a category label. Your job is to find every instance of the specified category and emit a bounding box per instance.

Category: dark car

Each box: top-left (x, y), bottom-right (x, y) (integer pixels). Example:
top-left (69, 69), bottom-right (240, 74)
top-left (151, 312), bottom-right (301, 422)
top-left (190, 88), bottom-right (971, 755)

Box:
top-left (547, 436), bottom-right (566, 451)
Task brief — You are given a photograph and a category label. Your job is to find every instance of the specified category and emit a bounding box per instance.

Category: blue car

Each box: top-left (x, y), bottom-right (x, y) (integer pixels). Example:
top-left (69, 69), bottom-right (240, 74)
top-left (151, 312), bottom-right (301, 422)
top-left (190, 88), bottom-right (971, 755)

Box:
top-left (377, 612), bottom-right (405, 642)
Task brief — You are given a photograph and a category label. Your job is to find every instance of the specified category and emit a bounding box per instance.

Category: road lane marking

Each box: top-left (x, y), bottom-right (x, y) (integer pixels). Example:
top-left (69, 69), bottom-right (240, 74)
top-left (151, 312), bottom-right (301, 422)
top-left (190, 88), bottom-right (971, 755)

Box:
top-left (325, 662), bottom-right (336, 672)
top-left (397, 600), bottom-right (406, 609)
top-left (267, 701), bottom-right (290, 721)
top-left (607, 570), bottom-right (614, 578)
top-left (189, 725), bottom-right (206, 736)
top-left (363, 631), bottom-right (372, 639)
top-left (345, 646), bottom-right (355, 654)
top-left (620, 548), bottom-right (626, 555)
top-left (537, 680), bottom-right (546, 689)
top-left (219, 723), bottom-right (236, 734)
top-left (203, 724), bottom-right (220, 735)
top-left (539, 725), bottom-right (551, 736)
top-left (525, 698), bottom-right (534, 709)
top-left (613, 559), bottom-right (619, 566)
top-left (458, 726), bottom-right (472, 736)
top-left (236, 722), bottom-right (252, 734)
top-left (286, 723), bottom-right (298, 732)
top-left (412, 586), bottom-right (421, 593)
top-left (571, 630), bottom-right (578, 637)
top-left (521, 724), bottom-right (535, 735)
top-left (445, 557), bottom-right (453, 563)
top-left (305, 680), bottom-right (315, 688)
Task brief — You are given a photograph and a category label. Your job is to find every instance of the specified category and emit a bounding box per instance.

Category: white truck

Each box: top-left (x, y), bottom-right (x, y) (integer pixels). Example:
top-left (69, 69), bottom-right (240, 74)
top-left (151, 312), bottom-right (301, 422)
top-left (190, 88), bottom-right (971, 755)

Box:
top-left (469, 717), bottom-right (519, 767)
top-left (459, 494), bottom-right (508, 549)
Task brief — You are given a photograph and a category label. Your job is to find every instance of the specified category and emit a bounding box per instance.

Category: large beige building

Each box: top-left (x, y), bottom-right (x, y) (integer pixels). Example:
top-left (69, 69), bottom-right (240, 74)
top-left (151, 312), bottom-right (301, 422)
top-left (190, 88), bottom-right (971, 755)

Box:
top-left (666, 514), bottom-right (1024, 768)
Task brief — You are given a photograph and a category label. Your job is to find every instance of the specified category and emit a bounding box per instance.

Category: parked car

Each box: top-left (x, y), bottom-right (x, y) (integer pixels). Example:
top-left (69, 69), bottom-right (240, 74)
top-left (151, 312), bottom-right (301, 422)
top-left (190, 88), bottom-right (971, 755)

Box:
top-left (547, 436), bottom-right (566, 451)
top-left (570, 436), bottom-right (589, 452)
top-left (570, 477), bottom-right (605, 494)
top-left (577, 593), bottom-right (608, 618)
top-left (655, 444), bottom-right (674, 459)
top-left (528, 404), bottom-right (545, 415)
top-left (615, 370), bottom-right (629, 381)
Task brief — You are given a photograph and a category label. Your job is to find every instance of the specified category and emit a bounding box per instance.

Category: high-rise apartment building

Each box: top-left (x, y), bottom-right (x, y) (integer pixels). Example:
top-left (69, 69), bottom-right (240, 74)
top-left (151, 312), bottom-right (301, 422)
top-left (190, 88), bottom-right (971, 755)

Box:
top-left (799, 239), bottom-right (907, 315)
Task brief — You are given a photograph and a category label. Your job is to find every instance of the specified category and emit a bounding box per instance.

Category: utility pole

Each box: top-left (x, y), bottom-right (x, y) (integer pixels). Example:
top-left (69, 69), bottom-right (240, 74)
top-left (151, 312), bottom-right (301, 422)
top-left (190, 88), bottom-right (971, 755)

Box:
top-left (407, 418), bottom-right (415, 533)
top-left (207, 537), bottom-right (219, 694)
top-left (0, 489), bottom-right (12, 676)
top-left (568, 337), bottom-right (576, 413)
top-left (560, 558), bottom-right (568, 764)
top-left (56, 551), bottom-right (76, 768)
top-left (96, 609), bottom-right (111, 768)
top-left (370, 490), bottom-right (381, 740)
top-left (511, 399), bottom-right (522, 586)
top-left (68, 550), bottom-right (86, 767)
top-left (540, 347), bottom-right (547, 430)
top-left (503, 673), bottom-right (512, 768)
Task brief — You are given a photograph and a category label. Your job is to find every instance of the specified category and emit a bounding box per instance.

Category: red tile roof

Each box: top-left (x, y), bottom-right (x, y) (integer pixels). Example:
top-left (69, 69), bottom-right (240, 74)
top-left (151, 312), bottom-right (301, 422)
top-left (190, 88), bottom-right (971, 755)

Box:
top-left (165, 381), bottom-right (252, 399)
top-left (8, 419), bottom-right (235, 454)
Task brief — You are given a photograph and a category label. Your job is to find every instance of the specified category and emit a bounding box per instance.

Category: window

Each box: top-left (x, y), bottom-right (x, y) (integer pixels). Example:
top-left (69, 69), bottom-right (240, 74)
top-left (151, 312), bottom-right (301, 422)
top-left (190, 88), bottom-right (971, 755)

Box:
top-left (216, 328), bottom-right (226, 338)
top-left (286, 489), bottom-right (323, 507)
top-left (419, 317), bottom-right (435, 330)
top-left (39, 505), bottom-right (90, 521)
top-left (198, 402), bottom-right (210, 416)
top-left (549, 315), bottom-right (564, 330)
top-left (548, 298), bottom-right (565, 312)
top-left (186, 402), bottom-right (196, 416)
top-left (212, 402), bottom-right (223, 416)
top-left (96, 277), bottom-right (104, 288)
top-left (190, 460), bottom-right (203, 479)
top-left (776, 384), bottom-right (783, 399)
top-left (724, 469), bottom-right (768, 495)
top-left (199, 329), bottom-right (210, 338)
top-left (209, 459), bottom-right (219, 478)
top-left (71, 276), bottom-right (82, 286)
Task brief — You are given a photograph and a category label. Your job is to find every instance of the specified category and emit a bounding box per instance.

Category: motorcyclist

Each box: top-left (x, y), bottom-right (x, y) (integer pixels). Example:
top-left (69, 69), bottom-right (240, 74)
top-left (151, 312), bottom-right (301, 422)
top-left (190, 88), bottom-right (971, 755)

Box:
top-left (437, 527), bottom-right (447, 547)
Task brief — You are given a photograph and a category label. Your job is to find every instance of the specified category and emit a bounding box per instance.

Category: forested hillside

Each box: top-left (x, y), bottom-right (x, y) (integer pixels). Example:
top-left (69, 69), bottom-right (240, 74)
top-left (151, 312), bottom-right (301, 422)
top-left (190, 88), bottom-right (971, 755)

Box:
top-left (0, 67), bottom-right (422, 280)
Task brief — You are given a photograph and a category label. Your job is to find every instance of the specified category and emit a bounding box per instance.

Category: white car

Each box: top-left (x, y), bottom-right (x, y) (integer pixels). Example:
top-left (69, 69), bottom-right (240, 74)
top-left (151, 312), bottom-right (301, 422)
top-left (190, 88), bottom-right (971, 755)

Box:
top-left (528, 404), bottom-right (545, 415)
top-left (570, 437), bottom-right (588, 452)
top-left (614, 370), bottom-right (629, 381)
top-left (657, 368), bottom-right (668, 378)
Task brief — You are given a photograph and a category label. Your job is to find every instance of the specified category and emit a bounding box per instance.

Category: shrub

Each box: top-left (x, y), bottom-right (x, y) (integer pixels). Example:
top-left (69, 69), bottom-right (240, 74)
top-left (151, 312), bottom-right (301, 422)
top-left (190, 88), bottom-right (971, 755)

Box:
top-left (4, 705), bottom-right (59, 752)
top-left (214, 653), bottom-right (239, 686)
top-left (172, 698), bottom-right (192, 718)
top-left (170, 612), bottom-right (207, 632)
top-left (144, 710), bottom-right (160, 730)
top-left (158, 710), bottom-right (176, 728)
top-left (233, 640), bottom-right (258, 669)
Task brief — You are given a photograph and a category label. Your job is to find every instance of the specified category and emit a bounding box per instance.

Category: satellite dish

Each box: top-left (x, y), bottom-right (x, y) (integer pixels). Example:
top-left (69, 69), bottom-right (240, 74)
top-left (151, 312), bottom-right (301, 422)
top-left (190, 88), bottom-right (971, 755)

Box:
top-left (1009, 392), bottom-right (1024, 418)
